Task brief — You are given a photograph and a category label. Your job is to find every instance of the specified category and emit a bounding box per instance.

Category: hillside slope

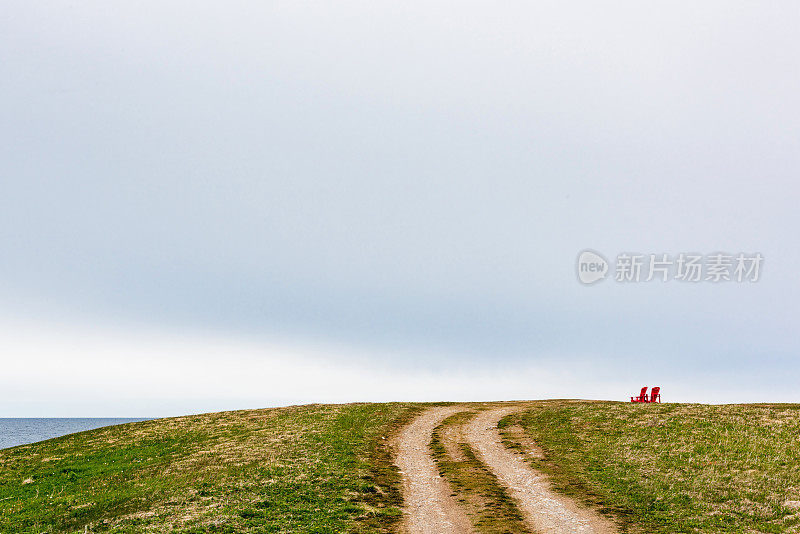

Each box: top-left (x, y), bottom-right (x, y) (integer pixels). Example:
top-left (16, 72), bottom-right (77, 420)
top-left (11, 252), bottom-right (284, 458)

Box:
top-left (4, 401), bottom-right (800, 533)
top-left (502, 401), bottom-right (800, 533)
top-left (0, 403), bottom-right (419, 533)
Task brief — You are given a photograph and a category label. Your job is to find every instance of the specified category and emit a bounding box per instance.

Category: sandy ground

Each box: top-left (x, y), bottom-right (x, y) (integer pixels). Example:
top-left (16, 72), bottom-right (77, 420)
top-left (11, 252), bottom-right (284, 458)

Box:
top-left (464, 406), bottom-right (618, 534)
top-left (393, 406), bottom-right (476, 534)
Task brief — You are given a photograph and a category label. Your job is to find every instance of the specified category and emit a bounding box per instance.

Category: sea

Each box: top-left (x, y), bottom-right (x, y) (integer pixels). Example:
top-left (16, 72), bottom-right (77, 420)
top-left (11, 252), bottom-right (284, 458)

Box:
top-left (0, 418), bottom-right (151, 450)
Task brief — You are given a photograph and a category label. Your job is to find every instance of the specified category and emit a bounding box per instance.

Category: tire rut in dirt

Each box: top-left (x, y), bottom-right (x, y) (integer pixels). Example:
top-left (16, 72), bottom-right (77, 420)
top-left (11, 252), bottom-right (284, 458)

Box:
top-left (394, 406), bottom-right (476, 534)
top-left (464, 407), bottom-right (618, 534)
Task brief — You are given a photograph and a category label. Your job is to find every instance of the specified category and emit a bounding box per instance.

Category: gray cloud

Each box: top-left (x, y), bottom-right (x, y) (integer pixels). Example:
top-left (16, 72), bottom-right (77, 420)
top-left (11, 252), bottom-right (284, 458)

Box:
top-left (1, 1), bottom-right (798, 410)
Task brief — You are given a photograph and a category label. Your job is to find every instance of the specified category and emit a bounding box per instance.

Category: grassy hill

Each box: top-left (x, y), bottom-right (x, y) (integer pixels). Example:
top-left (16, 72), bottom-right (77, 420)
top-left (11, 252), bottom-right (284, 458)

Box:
top-left (3, 401), bottom-right (800, 533)
top-left (501, 401), bottom-right (800, 533)
top-left (0, 403), bottom-right (421, 534)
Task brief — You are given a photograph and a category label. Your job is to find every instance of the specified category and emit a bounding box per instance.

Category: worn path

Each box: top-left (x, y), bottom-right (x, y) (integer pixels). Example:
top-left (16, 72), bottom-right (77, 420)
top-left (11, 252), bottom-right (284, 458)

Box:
top-left (463, 406), bottom-right (618, 534)
top-left (393, 406), bottom-right (476, 534)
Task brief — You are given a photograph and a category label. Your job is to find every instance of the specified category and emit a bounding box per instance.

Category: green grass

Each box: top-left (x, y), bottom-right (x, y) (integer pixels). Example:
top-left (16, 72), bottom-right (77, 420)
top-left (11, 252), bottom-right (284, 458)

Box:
top-left (503, 401), bottom-right (800, 533)
top-left (7, 400), bottom-right (799, 533)
top-left (0, 403), bottom-right (419, 534)
top-left (430, 411), bottom-right (530, 534)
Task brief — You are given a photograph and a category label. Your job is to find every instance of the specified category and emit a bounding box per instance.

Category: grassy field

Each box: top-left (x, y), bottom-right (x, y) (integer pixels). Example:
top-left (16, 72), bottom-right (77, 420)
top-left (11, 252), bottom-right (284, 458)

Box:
top-left (0, 403), bottom-right (419, 534)
top-left (5, 401), bottom-right (800, 534)
top-left (501, 401), bottom-right (800, 533)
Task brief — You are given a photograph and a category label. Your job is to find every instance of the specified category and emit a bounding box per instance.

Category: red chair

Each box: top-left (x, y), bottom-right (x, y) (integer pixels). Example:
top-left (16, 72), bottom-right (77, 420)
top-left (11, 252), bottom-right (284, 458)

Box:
top-left (630, 386), bottom-right (648, 403)
top-left (648, 386), bottom-right (661, 403)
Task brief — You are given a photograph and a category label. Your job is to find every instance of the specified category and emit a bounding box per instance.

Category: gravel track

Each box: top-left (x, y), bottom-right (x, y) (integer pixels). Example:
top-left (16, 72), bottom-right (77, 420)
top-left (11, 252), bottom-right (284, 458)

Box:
top-left (463, 406), bottom-right (618, 534)
top-left (393, 406), bottom-right (476, 534)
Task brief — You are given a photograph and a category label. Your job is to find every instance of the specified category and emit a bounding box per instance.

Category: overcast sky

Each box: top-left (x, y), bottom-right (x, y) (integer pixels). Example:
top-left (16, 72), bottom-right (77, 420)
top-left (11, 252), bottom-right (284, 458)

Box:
top-left (2, 2), bottom-right (799, 416)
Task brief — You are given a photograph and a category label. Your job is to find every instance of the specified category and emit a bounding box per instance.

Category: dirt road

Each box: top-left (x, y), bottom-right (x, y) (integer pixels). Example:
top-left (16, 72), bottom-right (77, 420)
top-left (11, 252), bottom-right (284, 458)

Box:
top-left (464, 407), bottom-right (617, 534)
top-left (393, 406), bottom-right (476, 534)
top-left (394, 404), bottom-right (617, 534)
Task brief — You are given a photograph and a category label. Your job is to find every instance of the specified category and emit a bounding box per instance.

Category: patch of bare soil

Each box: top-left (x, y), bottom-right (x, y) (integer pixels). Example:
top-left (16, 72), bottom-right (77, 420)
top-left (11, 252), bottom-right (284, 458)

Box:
top-left (502, 424), bottom-right (545, 460)
top-left (439, 421), bottom-right (469, 462)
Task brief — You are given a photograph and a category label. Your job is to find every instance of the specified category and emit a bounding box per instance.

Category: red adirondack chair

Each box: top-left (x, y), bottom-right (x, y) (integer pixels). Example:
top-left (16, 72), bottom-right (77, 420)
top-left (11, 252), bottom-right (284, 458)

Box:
top-left (648, 386), bottom-right (661, 403)
top-left (630, 386), bottom-right (648, 403)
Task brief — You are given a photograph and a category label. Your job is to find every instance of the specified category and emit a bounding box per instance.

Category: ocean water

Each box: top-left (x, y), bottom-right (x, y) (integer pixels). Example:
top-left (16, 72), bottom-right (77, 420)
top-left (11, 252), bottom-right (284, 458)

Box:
top-left (0, 418), bottom-right (150, 450)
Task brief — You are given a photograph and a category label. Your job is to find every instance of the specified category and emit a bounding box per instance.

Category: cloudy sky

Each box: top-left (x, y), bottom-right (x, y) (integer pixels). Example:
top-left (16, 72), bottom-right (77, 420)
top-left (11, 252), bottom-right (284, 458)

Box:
top-left (2, 2), bottom-right (798, 416)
